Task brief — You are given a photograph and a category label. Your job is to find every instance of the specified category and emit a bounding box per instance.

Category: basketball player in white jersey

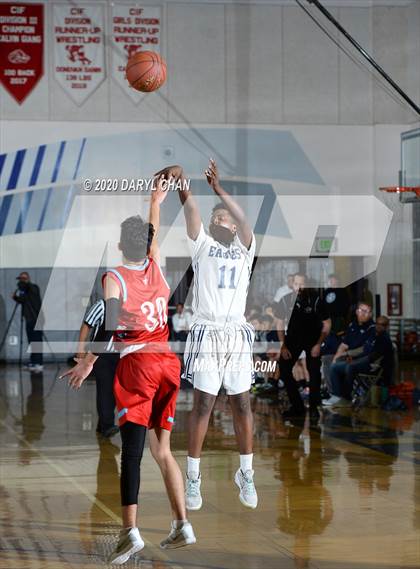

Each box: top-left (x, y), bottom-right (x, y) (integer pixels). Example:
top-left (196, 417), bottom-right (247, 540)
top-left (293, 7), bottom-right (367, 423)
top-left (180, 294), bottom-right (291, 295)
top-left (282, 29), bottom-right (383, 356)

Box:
top-left (156, 159), bottom-right (257, 510)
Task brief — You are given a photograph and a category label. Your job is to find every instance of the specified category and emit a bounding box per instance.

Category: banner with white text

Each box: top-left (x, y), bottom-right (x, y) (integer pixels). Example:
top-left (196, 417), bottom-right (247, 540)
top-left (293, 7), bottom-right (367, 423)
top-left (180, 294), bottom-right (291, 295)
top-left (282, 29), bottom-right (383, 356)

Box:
top-left (0, 3), bottom-right (44, 104)
top-left (53, 3), bottom-right (105, 105)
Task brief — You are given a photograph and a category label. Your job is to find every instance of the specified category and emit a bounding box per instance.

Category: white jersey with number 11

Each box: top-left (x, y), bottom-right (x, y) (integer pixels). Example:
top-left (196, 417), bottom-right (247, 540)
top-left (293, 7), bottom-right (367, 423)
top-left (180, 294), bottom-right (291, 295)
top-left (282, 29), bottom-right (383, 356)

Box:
top-left (187, 223), bottom-right (256, 326)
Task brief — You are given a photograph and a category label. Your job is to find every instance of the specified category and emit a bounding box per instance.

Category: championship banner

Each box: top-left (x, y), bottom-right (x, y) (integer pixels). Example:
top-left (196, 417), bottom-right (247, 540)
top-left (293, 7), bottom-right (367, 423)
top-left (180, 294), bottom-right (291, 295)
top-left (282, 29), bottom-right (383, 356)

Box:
top-left (53, 3), bottom-right (105, 105)
top-left (0, 3), bottom-right (44, 104)
top-left (111, 4), bottom-right (161, 103)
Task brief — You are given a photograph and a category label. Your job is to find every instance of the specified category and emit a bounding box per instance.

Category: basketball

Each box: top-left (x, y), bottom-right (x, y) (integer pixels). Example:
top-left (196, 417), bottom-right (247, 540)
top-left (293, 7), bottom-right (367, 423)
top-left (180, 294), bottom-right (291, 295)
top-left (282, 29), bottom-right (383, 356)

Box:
top-left (125, 51), bottom-right (167, 93)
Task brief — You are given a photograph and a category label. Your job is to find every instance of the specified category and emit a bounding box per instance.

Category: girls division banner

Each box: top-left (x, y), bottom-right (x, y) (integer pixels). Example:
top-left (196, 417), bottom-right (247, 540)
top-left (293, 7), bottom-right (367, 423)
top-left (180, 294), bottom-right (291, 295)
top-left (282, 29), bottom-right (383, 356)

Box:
top-left (0, 3), bottom-right (44, 104)
top-left (111, 4), bottom-right (161, 102)
top-left (53, 3), bottom-right (105, 105)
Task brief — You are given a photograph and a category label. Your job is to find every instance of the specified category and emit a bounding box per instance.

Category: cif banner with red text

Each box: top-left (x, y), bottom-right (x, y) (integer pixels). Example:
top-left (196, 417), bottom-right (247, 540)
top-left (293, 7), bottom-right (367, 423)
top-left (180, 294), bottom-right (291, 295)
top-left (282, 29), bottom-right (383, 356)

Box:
top-left (53, 3), bottom-right (105, 105)
top-left (111, 4), bottom-right (161, 103)
top-left (0, 3), bottom-right (44, 104)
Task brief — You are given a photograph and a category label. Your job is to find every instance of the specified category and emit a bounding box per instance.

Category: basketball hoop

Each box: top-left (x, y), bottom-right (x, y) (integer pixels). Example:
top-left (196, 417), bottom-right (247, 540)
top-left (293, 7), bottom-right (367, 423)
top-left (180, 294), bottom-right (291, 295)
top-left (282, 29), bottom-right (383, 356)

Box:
top-left (379, 186), bottom-right (420, 207)
top-left (379, 186), bottom-right (420, 196)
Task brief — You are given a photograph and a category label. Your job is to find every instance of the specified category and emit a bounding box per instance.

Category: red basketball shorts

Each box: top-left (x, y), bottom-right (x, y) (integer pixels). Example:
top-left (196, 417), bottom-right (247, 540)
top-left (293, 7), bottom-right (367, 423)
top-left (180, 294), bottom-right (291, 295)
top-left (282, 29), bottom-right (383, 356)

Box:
top-left (113, 350), bottom-right (181, 431)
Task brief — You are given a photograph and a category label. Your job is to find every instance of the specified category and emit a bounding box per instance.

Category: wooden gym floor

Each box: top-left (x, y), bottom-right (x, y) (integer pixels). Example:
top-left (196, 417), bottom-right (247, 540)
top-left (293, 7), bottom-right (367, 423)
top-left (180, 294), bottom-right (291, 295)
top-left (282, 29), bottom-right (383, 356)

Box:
top-left (0, 363), bottom-right (419, 569)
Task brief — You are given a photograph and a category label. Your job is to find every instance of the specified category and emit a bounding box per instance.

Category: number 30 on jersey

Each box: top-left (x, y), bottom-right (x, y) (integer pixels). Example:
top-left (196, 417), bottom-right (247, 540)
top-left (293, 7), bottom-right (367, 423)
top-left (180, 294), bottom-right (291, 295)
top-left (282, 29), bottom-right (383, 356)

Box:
top-left (141, 297), bottom-right (168, 331)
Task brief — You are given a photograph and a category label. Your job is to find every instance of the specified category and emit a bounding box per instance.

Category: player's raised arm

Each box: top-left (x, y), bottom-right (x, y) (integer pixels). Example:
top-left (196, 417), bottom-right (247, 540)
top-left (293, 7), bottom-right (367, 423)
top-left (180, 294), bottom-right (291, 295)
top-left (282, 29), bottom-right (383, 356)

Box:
top-left (205, 159), bottom-right (253, 249)
top-left (148, 174), bottom-right (170, 264)
top-left (178, 175), bottom-right (202, 241)
top-left (154, 164), bottom-right (201, 240)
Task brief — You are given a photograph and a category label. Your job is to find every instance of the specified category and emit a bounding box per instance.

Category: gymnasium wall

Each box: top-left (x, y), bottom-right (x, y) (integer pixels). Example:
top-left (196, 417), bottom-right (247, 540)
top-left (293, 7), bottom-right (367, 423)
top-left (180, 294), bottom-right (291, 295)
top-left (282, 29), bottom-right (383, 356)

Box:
top-left (0, 1), bottom-right (419, 125)
top-left (0, 123), bottom-right (411, 308)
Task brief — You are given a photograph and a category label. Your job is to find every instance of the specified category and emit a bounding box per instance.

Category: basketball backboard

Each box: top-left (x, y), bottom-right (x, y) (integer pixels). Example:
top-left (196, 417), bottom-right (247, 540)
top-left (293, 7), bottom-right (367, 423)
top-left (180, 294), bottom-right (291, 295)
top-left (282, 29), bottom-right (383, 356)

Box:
top-left (402, 127), bottom-right (420, 317)
top-left (401, 128), bottom-right (420, 204)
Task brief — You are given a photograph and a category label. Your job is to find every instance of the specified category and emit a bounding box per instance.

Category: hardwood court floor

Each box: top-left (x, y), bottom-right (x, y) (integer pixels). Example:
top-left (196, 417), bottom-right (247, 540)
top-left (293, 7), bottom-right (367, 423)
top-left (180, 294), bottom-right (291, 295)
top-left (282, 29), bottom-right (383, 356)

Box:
top-left (0, 363), bottom-right (419, 569)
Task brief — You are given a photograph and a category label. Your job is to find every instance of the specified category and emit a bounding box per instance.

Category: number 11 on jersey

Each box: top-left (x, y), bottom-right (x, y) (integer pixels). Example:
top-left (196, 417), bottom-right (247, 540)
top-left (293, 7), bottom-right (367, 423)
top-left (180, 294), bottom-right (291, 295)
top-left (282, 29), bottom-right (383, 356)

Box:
top-left (218, 265), bottom-right (237, 289)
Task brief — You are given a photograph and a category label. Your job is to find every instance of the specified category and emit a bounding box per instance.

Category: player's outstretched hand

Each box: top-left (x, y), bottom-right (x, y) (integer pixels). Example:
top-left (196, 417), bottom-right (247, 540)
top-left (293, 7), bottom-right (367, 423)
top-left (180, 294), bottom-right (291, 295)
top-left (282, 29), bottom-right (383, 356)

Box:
top-left (59, 357), bottom-right (94, 390)
top-left (205, 158), bottom-right (220, 190)
top-left (152, 174), bottom-right (170, 204)
top-left (153, 164), bottom-right (183, 181)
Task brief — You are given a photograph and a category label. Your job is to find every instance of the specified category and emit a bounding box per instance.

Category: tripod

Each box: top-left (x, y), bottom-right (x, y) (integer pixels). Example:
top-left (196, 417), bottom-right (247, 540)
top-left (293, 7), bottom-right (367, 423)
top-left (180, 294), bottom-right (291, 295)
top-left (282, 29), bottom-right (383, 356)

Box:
top-left (0, 300), bottom-right (25, 366)
top-left (0, 297), bottom-right (57, 367)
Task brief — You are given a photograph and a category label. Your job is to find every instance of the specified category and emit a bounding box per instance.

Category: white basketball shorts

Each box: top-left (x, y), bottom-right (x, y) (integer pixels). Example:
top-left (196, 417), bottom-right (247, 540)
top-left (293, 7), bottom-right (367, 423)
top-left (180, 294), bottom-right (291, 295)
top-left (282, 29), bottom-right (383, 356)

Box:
top-left (183, 322), bottom-right (255, 396)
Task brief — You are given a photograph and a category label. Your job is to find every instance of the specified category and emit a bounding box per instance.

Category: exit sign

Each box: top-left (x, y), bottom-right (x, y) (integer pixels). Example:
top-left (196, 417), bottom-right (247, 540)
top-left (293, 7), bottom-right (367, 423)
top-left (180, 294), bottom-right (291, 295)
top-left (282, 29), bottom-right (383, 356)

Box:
top-left (315, 237), bottom-right (337, 253)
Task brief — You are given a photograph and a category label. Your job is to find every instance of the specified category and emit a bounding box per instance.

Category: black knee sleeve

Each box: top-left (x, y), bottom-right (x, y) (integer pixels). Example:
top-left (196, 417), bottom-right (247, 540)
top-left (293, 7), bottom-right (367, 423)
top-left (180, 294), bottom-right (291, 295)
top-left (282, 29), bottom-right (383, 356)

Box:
top-left (120, 422), bottom-right (147, 506)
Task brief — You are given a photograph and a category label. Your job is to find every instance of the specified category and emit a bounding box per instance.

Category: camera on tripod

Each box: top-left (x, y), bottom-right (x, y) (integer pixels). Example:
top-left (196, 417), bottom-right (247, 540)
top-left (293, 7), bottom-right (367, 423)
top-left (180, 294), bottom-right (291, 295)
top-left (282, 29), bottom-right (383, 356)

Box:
top-left (15, 278), bottom-right (29, 299)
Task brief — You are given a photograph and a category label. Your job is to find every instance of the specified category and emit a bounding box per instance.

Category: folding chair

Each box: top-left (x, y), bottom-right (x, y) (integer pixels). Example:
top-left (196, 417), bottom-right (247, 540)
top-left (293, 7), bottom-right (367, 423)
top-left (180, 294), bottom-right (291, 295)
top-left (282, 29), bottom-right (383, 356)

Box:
top-left (351, 359), bottom-right (384, 409)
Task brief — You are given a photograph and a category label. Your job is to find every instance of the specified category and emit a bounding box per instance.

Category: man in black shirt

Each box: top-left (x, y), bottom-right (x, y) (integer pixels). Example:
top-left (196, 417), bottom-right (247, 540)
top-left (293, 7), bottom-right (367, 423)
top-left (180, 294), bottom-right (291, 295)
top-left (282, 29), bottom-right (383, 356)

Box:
top-left (12, 272), bottom-right (43, 373)
top-left (274, 274), bottom-right (331, 419)
top-left (322, 274), bottom-right (350, 353)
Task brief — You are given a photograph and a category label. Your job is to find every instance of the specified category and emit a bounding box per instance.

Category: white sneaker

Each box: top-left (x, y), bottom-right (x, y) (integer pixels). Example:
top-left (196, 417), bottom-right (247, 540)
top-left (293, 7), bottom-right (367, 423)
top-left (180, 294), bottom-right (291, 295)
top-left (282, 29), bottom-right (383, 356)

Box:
top-left (108, 527), bottom-right (144, 565)
top-left (160, 521), bottom-right (196, 549)
top-left (185, 473), bottom-right (202, 511)
top-left (322, 395), bottom-right (341, 407)
top-left (235, 469), bottom-right (258, 509)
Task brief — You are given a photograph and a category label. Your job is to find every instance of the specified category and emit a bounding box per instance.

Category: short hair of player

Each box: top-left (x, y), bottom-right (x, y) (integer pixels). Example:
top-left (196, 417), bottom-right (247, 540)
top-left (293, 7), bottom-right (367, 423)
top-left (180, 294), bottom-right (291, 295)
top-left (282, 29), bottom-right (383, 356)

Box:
top-left (120, 215), bottom-right (155, 262)
top-left (212, 202), bottom-right (229, 214)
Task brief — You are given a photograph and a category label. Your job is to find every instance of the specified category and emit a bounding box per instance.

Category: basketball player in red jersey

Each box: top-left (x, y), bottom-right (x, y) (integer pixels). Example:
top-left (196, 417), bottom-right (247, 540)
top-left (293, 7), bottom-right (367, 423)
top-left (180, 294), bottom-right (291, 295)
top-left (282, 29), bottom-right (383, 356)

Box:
top-left (61, 177), bottom-right (196, 564)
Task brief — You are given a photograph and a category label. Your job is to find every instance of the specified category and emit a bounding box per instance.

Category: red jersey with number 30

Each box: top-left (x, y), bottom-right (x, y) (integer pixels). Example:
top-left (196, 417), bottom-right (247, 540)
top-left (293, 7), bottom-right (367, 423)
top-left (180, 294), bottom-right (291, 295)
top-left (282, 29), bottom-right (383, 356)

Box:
top-left (103, 258), bottom-right (170, 348)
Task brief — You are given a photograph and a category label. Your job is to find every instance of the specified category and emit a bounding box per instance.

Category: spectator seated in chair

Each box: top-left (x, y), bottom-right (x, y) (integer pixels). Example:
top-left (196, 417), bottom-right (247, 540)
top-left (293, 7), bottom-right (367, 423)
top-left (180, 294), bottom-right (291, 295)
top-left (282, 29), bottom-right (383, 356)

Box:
top-left (322, 314), bottom-right (393, 408)
top-left (171, 302), bottom-right (192, 342)
top-left (260, 314), bottom-right (278, 343)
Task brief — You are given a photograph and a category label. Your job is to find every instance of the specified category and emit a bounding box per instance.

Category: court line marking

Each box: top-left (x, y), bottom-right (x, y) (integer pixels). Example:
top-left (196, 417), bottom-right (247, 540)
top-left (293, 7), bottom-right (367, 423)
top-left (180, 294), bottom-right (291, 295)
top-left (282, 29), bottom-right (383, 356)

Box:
top-left (0, 418), bottom-right (184, 569)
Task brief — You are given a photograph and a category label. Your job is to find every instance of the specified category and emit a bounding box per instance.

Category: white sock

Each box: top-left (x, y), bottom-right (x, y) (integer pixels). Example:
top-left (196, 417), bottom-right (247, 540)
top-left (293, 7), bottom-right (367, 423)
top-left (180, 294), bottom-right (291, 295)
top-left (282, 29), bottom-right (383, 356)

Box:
top-left (122, 527), bottom-right (134, 534)
top-left (187, 456), bottom-right (200, 478)
top-left (240, 453), bottom-right (253, 472)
